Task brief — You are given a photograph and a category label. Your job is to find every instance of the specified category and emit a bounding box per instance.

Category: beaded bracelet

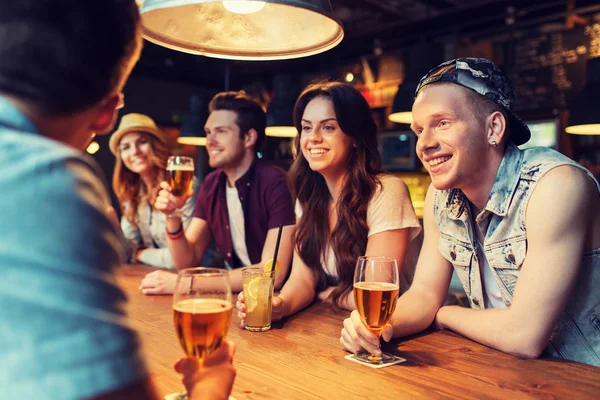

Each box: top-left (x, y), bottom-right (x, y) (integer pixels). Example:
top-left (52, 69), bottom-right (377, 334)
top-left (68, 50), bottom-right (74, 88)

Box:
top-left (166, 223), bottom-right (184, 240)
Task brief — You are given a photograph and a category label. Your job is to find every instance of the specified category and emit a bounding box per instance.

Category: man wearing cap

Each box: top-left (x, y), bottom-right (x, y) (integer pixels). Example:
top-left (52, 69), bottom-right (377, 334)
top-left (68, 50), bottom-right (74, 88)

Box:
top-left (341, 58), bottom-right (600, 366)
top-left (140, 91), bottom-right (296, 294)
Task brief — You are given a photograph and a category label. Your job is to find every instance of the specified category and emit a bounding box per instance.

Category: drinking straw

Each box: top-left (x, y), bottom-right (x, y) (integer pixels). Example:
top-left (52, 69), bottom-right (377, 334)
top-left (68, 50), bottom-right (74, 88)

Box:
top-left (271, 224), bottom-right (283, 273)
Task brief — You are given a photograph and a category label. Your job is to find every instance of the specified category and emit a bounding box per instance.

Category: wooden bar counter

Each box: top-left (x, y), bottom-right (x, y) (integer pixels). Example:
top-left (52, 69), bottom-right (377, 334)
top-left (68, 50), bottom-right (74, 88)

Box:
top-left (117, 264), bottom-right (600, 399)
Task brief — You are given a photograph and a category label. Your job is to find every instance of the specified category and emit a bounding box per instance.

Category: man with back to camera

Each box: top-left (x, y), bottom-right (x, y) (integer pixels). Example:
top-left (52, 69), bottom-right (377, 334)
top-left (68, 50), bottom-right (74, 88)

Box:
top-left (341, 57), bottom-right (600, 366)
top-left (139, 91), bottom-right (296, 295)
top-left (0, 1), bottom-right (236, 398)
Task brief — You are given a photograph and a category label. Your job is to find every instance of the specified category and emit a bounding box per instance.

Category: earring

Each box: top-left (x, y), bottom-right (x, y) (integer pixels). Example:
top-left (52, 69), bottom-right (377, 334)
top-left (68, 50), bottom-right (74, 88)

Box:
top-left (490, 140), bottom-right (497, 147)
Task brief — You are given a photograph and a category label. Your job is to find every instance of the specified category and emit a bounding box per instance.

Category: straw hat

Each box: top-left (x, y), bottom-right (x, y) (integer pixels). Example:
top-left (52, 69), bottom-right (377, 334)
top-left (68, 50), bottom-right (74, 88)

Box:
top-left (109, 113), bottom-right (168, 155)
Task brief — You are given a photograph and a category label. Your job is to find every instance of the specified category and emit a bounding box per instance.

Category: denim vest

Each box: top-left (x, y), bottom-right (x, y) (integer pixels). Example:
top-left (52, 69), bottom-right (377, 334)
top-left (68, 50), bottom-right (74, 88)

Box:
top-left (434, 142), bottom-right (600, 366)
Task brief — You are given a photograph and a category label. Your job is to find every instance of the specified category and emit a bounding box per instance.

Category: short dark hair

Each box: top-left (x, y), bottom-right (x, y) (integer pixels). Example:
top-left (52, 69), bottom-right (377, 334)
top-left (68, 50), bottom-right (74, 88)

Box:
top-left (458, 84), bottom-right (512, 142)
top-left (0, 0), bottom-right (142, 115)
top-left (209, 91), bottom-right (266, 151)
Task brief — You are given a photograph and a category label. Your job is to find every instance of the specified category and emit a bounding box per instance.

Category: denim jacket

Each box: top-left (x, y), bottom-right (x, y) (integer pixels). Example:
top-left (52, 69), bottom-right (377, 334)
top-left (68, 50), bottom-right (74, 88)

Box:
top-left (434, 142), bottom-right (600, 366)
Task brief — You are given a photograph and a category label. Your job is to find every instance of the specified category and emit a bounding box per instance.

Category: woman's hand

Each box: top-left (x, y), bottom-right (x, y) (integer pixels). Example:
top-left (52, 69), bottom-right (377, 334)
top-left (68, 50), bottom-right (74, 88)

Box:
top-left (139, 270), bottom-right (177, 295)
top-left (235, 292), bottom-right (248, 329)
top-left (155, 181), bottom-right (192, 216)
top-left (236, 292), bottom-right (289, 329)
top-left (174, 341), bottom-right (236, 400)
top-left (340, 310), bottom-right (394, 357)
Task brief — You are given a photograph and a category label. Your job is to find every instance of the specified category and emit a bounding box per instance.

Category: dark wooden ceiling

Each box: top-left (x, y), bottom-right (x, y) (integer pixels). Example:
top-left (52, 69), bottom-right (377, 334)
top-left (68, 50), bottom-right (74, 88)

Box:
top-left (132, 0), bottom-right (600, 89)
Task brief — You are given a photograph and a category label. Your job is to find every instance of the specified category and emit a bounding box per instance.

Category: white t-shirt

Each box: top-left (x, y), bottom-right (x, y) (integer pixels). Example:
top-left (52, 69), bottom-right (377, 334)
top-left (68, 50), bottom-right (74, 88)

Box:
top-left (471, 215), bottom-right (507, 309)
top-left (295, 174), bottom-right (422, 278)
top-left (479, 244), bottom-right (506, 309)
top-left (226, 184), bottom-right (251, 266)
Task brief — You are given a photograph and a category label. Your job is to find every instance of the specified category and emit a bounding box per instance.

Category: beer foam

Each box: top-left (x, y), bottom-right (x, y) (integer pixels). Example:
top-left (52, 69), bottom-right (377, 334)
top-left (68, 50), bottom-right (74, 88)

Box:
top-left (174, 298), bottom-right (232, 313)
top-left (168, 164), bottom-right (195, 171)
top-left (354, 282), bottom-right (399, 291)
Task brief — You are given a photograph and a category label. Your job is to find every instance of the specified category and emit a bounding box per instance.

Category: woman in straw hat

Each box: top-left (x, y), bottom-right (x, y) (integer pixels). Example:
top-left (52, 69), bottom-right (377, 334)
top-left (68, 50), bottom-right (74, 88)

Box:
top-left (110, 113), bottom-right (198, 268)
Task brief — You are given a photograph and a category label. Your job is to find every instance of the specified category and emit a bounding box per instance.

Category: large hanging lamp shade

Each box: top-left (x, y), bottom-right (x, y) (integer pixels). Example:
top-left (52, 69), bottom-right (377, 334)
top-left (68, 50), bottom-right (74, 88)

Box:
top-left (140, 0), bottom-right (344, 60)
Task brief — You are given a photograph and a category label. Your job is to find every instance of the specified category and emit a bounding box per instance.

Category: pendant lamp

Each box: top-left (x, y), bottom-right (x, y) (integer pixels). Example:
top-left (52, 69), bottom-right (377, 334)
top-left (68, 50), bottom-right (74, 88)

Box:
top-left (266, 73), bottom-right (300, 137)
top-left (566, 57), bottom-right (600, 135)
top-left (388, 43), bottom-right (443, 125)
top-left (140, 0), bottom-right (344, 60)
top-left (388, 79), bottom-right (418, 124)
top-left (178, 94), bottom-right (208, 146)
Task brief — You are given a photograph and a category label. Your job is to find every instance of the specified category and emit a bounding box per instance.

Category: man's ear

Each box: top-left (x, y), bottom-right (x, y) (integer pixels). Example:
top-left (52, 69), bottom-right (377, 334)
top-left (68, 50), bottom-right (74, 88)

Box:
top-left (487, 111), bottom-right (507, 145)
top-left (90, 93), bottom-right (121, 135)
top-left (244, 128), bottom-right (258, 149)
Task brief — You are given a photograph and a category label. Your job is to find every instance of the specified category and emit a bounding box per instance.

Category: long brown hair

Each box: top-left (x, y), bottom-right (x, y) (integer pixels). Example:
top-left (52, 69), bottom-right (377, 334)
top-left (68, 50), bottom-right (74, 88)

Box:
top-left (289, 81), bottom-right (383, 310)
top-left (112, 132), bottom-right (170, 227)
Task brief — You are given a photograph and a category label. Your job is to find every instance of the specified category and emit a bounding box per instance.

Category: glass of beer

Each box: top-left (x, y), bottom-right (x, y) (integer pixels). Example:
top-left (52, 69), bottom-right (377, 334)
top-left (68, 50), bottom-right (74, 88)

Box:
top-left (353, 256), bottom-right (399, 364)
top-left (173, 267), bottom-right (232, 362)
top-left (166, 155), bottom-right (194, 217)
top-left (242, 267), bottom-right (275, 332)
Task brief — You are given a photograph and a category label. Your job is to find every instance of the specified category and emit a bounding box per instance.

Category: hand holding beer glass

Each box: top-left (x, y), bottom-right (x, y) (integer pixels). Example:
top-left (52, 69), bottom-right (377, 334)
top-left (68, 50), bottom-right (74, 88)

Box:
top-left (166, 155), bottom-right (194, 217)
top-left (171, 268), bottom-right (233, 399)
top-left (353, 256), bottom-right (399, 364)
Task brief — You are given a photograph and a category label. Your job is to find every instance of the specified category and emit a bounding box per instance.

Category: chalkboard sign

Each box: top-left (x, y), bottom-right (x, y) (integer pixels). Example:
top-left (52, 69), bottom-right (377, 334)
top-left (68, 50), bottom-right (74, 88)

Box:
top-left (506, 23), bottom-right (600, 114)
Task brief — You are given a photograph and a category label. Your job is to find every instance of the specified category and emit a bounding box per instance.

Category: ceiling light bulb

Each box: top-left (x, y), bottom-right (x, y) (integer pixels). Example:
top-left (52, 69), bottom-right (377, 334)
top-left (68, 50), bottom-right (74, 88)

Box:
top-left (222, 1), bottom-right (265, 14)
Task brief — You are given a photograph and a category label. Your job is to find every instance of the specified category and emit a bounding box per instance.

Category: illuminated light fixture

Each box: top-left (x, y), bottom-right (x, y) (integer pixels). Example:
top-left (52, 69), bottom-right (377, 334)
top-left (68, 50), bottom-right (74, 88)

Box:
top-left (178, 94), bottom-right (207, 146)
top-left (223, 0), bottom-right (265, 14)
top-left (177, 136), bottom-right (207, 146)
top-left (265, 126), bottom-right (297, 137)
top-left (266, 74), bottom-right (299, 137)
top-left (345, 72), bottom-right (354, 82)
top-left (140, 0), bottom-right (344, 60)
top-left (388, 80), bottom-right (417, 124)
top-left (566, 57), bottom-right (600, 135)
top-left (565, 124), bottom-right (600, 135)
top-left (86, 141), bottom-right (100, 154)
top-left (389, 43), bottom-right (443, 125)
top-left (388, 111), bottom-right (413, 124)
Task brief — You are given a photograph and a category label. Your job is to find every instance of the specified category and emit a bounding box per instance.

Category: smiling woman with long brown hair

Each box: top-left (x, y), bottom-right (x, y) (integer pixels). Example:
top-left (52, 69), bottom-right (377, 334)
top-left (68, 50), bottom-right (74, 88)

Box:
top-left (111, 113), bottom-right (197, 268)
top-left (237, 81), bottom-right (421, 325)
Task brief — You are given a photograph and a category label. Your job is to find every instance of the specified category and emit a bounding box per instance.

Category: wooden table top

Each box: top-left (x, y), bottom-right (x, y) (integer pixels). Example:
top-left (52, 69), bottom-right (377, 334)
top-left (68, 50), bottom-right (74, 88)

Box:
top-left (117, 264), bottom-right (600, 399)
